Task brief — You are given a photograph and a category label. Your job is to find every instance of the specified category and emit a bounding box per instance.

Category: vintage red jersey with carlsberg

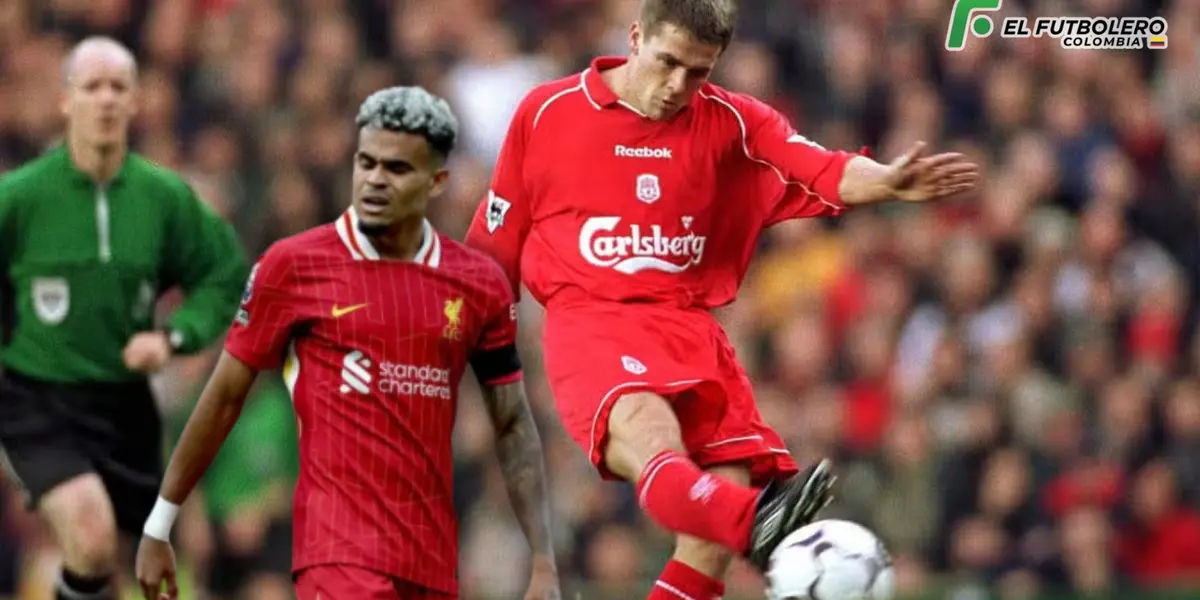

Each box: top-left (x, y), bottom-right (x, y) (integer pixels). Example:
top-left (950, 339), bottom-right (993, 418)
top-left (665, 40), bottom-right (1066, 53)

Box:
top-left (465, 56), bottom-right (859, 310)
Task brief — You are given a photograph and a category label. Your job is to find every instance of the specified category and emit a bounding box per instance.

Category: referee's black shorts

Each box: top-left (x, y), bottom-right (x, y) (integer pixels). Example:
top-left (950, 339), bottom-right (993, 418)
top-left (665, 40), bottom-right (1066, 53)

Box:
top-left (0, 369), bottom-right (163, 535)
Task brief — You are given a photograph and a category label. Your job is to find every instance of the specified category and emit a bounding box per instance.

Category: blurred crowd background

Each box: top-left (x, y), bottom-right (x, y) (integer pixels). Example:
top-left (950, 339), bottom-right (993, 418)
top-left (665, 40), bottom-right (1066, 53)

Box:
top-left (2, 0), bottom-right (1200, 598)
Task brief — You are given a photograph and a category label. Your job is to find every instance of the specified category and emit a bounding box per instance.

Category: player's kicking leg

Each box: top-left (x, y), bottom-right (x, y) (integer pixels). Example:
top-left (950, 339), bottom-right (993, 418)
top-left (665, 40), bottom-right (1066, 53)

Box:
top-left (649, 460), bottom-right (835, 600)
top-left (603, 391), bottom-right (834, 571)
top-left (648, 463), bottom-right (752, 600)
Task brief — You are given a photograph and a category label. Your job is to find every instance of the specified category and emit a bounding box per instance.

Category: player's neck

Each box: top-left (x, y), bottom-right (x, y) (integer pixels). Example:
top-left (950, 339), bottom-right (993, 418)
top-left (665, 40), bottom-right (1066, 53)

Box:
top-left (67, 134), bottom-right (127, 184)
top-left (369, 216), bottom-right (426, 261)
top-left (603, 63), bottom-right (649, 115)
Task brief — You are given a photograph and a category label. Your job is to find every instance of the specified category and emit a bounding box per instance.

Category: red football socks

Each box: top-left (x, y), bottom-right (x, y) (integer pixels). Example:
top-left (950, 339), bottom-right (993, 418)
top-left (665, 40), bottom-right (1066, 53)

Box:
top-left (634, 450), bottom-right (758, 553)
top-left (647, 559), bottom-right (726, 600)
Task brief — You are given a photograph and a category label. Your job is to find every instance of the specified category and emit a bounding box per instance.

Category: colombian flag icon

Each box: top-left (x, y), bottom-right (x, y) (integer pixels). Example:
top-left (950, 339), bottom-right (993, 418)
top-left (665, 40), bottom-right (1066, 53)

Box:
top-left (1148, 36), bottom-right (1167, 48)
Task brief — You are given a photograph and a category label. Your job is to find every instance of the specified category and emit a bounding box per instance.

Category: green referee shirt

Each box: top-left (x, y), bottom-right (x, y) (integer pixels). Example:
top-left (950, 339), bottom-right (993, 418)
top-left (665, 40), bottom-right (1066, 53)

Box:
top-left (0, 145), bottom-right (249, 383)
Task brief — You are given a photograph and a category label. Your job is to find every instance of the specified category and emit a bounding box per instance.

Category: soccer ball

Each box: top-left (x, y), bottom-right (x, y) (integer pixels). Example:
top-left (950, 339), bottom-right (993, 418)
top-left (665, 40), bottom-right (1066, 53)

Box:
top-left (765, 519), bottom-right (895, 600)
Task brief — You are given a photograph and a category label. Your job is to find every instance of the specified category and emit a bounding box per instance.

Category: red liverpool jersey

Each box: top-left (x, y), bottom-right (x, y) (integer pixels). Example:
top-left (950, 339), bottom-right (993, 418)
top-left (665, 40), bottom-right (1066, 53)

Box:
top-left (224, 209), bottom-right (520, 594)
top-left (466, 56), bottom-right (861, 310)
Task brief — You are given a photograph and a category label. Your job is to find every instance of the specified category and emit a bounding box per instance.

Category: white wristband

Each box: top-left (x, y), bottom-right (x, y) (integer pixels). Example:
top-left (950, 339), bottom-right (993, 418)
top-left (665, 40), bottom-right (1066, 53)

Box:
top-left (142, 496), bottom-right (180, 541)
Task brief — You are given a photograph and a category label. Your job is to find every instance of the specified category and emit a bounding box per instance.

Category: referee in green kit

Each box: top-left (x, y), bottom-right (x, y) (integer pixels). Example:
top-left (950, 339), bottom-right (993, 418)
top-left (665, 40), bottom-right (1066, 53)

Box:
top-left (0, 37), bottom-right (248, 600)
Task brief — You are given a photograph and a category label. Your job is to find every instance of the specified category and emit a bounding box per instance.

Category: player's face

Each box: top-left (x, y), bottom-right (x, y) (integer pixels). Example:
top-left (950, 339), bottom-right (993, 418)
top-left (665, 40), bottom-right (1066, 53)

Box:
top-left (352, 126), bottom-right (448, 233)
top-left (628, 21), bottom-right (721, 120)
top-left (61, 51), bottom-right (137, 150)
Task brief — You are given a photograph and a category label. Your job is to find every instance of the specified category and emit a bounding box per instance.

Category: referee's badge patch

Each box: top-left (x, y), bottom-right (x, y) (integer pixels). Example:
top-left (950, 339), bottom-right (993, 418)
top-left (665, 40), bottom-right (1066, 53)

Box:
top-left (32, 277), bottom-right (69, 325)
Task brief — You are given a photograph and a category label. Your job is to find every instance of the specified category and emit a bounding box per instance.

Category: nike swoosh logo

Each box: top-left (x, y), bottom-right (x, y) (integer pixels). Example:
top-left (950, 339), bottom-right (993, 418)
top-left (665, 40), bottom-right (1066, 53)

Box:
top-left (331, 303), bottom-right (368, 318)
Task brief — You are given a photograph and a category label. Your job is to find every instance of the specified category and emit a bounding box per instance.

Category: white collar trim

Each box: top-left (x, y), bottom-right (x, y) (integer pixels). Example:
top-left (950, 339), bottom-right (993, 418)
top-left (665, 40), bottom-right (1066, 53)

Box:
top-left (336, 209), bottom-right (440, 267)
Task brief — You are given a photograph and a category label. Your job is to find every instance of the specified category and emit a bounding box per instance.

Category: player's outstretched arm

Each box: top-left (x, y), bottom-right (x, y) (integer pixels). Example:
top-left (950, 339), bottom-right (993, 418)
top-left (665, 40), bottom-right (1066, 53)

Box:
top-left (735, 92), bottom-right (979, 216)
top-left (838, 141), bottom-right (980, 205)
top-left (136, 351), bottom-right (259, 600)
top-left (480, 379), bottom-right (561, 599)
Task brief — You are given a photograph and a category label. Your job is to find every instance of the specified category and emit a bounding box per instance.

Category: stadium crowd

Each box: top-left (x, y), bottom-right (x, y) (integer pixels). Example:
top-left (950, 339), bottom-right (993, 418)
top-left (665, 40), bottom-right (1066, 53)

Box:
top-left (2, 0), bottom-right (1200, 598)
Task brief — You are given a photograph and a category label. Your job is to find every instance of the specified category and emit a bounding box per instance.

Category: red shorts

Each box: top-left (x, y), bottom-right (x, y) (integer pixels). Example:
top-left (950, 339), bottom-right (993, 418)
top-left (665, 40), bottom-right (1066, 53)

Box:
top-left (543, 303), bottom-right (798, 486)
top-left (293, 565), bottom-right (454, 600)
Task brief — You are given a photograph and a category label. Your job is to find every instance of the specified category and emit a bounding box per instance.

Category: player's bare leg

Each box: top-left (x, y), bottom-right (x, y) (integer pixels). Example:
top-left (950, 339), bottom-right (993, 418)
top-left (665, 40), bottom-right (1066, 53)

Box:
top-left (38, 473), bottom-right (119, 599)
top-left (604, 392), bottom-right (688, 477)
top-left (604, 392), bottom-right (835, 573)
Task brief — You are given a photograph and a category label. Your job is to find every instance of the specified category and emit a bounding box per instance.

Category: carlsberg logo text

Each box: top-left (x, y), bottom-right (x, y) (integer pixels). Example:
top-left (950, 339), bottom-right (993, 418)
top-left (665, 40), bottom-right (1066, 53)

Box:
top-left (614, 145), bottom-right (672, 159)
top-left (579, 216), bottom-right (706, 275)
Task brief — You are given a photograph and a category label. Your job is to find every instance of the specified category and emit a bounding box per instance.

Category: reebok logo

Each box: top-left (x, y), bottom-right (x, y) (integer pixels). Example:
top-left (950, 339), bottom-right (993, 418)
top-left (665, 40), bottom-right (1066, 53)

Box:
top-left (689, 474), bottom-right (718, 504)
top-left (621, 355), bottom-right (647, 375)
top-left (615, 144), bottom-right (672, 159)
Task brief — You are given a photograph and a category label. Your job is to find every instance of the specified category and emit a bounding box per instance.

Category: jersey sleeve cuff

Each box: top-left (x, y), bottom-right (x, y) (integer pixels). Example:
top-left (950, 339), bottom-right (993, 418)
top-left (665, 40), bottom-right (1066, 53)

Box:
top-left (223, 340), bottom-right (280, 372)
top-left (810, 150), bottom-right (859, 209)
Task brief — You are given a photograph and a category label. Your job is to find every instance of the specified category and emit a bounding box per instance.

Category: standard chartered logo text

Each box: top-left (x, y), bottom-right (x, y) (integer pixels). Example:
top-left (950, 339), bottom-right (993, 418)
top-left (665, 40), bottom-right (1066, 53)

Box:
top-left (379, 361), bottom-right (452, 399)
top-left (579, 216), bottom-right (706, 274)
top-left (339, 350), bottom-right (452, 399)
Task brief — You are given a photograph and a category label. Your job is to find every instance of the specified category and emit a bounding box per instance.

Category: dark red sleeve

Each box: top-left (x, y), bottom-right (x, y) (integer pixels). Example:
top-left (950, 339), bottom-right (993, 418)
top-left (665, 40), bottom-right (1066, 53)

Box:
top-left (464, 95), bottom-right (535, 297)
top-left (729, 92), bottom-right (858, 226)
top-left (470, 269), bottom-right (521, 386)
top-left (223, 245), bottom-right (302, 371)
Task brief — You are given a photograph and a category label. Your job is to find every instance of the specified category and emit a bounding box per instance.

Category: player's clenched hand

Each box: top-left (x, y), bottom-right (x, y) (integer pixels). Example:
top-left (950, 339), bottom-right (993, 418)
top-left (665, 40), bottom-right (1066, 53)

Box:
top-left (136, 536), bottom-right (180, 600)
top-left (883, 141), bottom-right (980, 203)
top-left (123, 331), bottom-right (173, 373)
top-left (525, 559), bottom-right (562, 600)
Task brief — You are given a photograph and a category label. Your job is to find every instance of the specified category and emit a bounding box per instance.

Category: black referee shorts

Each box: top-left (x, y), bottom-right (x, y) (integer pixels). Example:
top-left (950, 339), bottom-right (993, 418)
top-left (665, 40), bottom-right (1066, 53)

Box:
top-left (0, 370), bottom-right (163, 535)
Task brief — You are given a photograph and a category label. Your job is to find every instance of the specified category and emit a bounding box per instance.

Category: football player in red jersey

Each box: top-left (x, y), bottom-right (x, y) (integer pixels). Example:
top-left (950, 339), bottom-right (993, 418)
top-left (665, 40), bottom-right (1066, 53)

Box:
top-left (136, 87), bottom-right (561, 600)
top-left (465, 1), bottom-right (979, 598)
